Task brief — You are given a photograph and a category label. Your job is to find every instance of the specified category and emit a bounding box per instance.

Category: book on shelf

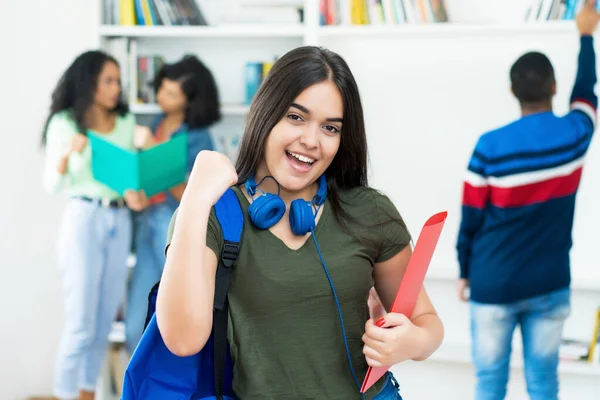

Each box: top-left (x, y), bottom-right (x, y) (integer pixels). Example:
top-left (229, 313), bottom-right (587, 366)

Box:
top-left (245, 58), bottom-right (277, 105)
top-left (104, 38), bottom-right (162, 107)
top-left (320, 0), bottom-right (448, 26)
top-left (105, 36), bottom-right (269, 111)
top-left (526, 0), bottom-right (600, 22)
top-left (137, 55), bottom-right (165, 104)
top-left (88, 131), bottom-right (187, 197)
top-left (103, 0), bottom-right (207, 26)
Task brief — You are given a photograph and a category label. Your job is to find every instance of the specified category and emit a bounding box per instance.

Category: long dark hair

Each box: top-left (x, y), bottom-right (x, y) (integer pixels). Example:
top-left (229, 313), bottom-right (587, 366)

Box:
top-left (235, 46), bottom-right (369, 226)
top-left (153, 54), bottom-right (221, 129)
top-left (40, 50), bottom-right (129, 146)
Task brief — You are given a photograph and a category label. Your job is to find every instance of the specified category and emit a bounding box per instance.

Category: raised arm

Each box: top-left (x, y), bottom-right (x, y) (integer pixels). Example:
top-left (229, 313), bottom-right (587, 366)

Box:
top-left (156, 150), bottom-right (237, 356)
top-left (570, 0), bottom-right (600, 128)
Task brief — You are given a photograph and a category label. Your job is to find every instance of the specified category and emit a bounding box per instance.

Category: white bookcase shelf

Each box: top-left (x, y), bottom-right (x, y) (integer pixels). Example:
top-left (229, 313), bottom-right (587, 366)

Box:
top-left (99, 22), bottom-right (577, 41)
top-left (317, 20), bottom-right (576, 38)
top-left (99, 24), bottom-right (306, 38)
top-left (130, 103), bottom-right (250, 116)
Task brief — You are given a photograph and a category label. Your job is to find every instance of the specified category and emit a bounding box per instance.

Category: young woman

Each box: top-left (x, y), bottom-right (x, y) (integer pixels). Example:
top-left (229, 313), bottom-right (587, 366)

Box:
top-left (41, 50), bottom-right (146, 400)
top-left (158, 46), bottom-right (444, 399)
top-left (124, 54), bottom-right (221, 354)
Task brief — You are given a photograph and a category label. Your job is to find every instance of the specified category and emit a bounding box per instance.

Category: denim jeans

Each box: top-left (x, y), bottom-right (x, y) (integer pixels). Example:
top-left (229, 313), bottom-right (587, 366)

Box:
top-left (53, 198), bottom-right (132, 399)
top-left (125, 202), bottom-right (175, 354)
top-left (470, 287), bottom-right (570, 400)
top-left (372, 372), bottom-right (403, 400)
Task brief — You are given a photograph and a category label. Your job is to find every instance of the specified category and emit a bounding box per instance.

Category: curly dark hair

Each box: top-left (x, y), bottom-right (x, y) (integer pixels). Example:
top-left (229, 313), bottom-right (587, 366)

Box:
top-left (40, 50), bottom-right (129, 146)
top-left (153, 54), bottom-right (221, 129)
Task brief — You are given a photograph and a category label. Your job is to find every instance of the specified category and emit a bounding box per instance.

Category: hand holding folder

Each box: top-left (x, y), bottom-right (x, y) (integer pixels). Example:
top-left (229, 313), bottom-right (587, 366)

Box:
top-left (361, 211), bottom-right (448, 393)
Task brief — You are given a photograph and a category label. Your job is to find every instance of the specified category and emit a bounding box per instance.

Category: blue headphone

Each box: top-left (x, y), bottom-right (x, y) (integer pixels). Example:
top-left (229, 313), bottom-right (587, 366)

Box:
top-left (244, 174), bottom-right (328, 236)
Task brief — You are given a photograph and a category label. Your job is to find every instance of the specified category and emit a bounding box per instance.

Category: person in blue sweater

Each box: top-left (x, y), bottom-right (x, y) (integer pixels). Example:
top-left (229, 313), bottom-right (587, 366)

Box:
top-left (456, 2), bottom-right (599, 399)
top-left (125, 55), bottom-right (221, 354)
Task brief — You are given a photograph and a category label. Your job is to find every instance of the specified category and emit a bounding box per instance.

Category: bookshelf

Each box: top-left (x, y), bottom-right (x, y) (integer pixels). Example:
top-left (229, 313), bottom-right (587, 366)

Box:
top-left (97, 0), bottom-right (581, 128)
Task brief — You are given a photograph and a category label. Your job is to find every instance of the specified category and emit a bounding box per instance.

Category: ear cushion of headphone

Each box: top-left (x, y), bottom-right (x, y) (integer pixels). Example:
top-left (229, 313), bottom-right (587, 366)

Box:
top-left (289, 199), bottom-right (315, 236)
top-left (248, 193), bottom-right (286, 230)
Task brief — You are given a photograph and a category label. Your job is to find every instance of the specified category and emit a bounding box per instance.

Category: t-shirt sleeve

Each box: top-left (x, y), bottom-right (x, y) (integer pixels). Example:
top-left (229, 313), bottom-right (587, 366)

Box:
top-left (165, 206), bottom-right (224, 260)
top-left (371, 190), bottom-right (412, 263)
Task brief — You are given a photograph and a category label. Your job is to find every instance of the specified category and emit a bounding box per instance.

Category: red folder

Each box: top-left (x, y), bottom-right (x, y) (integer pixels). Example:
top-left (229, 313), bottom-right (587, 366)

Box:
top-left (360, 211), bottom-right (448, 393)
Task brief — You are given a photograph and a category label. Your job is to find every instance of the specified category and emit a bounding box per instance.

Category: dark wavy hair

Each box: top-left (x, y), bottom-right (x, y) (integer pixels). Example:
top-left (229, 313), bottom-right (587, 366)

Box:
top-left (153, 54), bottom-right (221, 129)
top-left (40, 50), bottom-right (129, 146)
top-left (235, 46), bottom-right (370, 231)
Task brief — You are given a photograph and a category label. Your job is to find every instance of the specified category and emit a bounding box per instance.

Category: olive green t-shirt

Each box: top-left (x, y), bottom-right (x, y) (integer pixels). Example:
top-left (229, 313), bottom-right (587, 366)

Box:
top-left (166, 186), bottom-right (411, 400)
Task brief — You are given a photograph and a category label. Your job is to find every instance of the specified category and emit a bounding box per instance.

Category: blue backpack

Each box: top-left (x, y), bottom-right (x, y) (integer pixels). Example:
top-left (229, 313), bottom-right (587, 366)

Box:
top-left (121, 188), bottom-right (244, 400)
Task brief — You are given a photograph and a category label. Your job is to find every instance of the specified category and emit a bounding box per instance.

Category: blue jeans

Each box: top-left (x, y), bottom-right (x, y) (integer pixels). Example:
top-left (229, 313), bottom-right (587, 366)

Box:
top-left (125, 202), bottom-right (175, 354)
top-left (54, 198), bottom-right (132, 399)
top-left (470, 287), bottom-right (571, 400)
top-left (372, 372), bottom-right (403, 400)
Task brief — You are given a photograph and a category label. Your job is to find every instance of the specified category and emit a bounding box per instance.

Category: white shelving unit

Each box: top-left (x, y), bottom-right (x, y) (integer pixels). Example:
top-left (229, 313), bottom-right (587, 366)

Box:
top-left (130, 102), bottom-right (249, 116)
top-left (97, 1), bottom-right (581, 121)
top-left (317, 19), bottom-right (576, 37)
top-left (99, 24), bottom-right (306, 38)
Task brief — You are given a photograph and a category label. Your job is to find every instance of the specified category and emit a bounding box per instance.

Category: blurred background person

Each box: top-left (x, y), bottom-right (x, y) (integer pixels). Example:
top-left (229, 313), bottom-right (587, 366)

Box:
top-left (124, 54), bottom-right (222, 355)
top-left (41, 50), bottom-right (146, 400)
top-left (456, 3), bottom-right (599, 399)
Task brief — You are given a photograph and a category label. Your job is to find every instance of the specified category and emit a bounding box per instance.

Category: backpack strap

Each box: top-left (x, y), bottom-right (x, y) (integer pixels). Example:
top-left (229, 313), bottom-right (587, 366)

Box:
top-left (212, 188), bottom-right (244, 400)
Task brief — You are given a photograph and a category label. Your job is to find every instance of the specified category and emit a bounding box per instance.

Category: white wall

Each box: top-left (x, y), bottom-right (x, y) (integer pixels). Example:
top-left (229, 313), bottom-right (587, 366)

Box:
top-left (0, 1), bottom-right (98, 398)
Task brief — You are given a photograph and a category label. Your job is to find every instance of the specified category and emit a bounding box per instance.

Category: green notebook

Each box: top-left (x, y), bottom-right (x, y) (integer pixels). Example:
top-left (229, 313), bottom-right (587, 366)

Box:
top-left (89, 132), bottom-right (188, 197)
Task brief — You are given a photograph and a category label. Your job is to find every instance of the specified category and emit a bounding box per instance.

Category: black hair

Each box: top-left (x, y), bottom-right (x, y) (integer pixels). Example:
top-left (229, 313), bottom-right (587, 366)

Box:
top-left (236, 46), bottom-right (367, 225)
top-left (153, 55), bottom-right (221, 129)
top-left (510, 51), bottom-right (556, 105)
top-left (40, 50), bottom-right (129, 146)
top-left (235, 46), bottom-right (408, 242)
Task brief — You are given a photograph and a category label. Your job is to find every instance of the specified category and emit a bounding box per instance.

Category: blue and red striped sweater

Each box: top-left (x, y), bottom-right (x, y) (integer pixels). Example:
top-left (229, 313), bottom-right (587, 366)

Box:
top-left (457, 36), bottom-right (598, 304)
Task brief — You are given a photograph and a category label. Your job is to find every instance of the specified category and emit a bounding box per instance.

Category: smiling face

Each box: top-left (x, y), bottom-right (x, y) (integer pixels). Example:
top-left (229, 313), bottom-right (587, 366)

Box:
top-left (255, 80), bottom-right (343, 198)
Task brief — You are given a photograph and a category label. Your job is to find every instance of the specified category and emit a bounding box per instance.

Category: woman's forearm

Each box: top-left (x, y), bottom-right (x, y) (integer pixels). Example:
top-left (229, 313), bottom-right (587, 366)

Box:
top-left (410, 313), bottom-right (444, 361)
top-left (43, 151), bottom-right (70, 194)
top-left (156, 196), bottom-right (217, 356)
top-left (57, 152), bottom-right (70, 175)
